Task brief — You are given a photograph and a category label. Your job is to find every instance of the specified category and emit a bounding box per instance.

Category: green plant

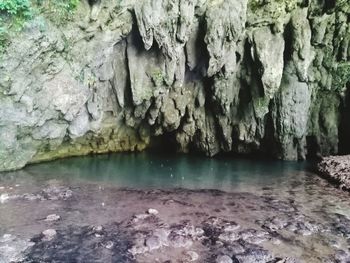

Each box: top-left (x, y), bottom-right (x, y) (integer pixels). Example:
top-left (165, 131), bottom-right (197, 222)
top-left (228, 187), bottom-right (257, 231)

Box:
top-left (0, 0), bottom-right (32, 17)
top-left (0, 0), bottom-right (33, 55)
top-left (333, 62), bottom-right (350, 93)
top-left (0, 0), bottom-right (80, 55)
top-left (37, 0), bottom-right (80, 24)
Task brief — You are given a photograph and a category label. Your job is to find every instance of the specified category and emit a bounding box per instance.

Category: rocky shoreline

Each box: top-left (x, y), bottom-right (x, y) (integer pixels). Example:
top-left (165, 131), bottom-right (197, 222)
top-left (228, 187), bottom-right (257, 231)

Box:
top-left (1, 164), bottom-right (350, 263)
top-left (318, 155), bottom-right (350, 191)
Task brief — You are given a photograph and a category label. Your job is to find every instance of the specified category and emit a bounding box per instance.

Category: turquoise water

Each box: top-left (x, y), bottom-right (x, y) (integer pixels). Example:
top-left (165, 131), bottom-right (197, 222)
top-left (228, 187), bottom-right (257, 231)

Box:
top-left (2, 153), bottom-right (350, 263)
top-left (22, 153), bottom-right (308, 190)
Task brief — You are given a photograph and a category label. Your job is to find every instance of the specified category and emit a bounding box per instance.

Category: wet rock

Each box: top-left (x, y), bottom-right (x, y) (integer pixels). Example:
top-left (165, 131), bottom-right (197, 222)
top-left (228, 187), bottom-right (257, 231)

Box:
top-left (274, 257), bottom-right (301, 263)
top-left (153, 228), bottom-right (170, 245)
top-left (235, 247), bottom-right (273, 263)
top-left (0, 193), bottom-right (10, 203)
top-left (262, 216), bottom-right (289, 231)
top-left (168, 233), bottom-right (193, 248)
top-left (318, 156), bottom-right (350, 191)
top-left (145, 235), bottom-right (162, 251)
top-left (287, 221), bottom-right (320, 236)
top-left (331, 213), bottom-right (350, 238)
top-left (183, 251), bottom-right (199, 262)
top-left (0, 234), bottom-right (34, 262)
top-left (25, 224), bottom-right (134, 262)
top-left (22, 193), bottom-right (43, 201)
top-left (218, 232), bottom-right (240, 243)
top-left (238, 229), bottom-right (270, 244)
top-left (216, 255), bottom-right (233, 263)
top-left (223, 223), bottom-right (240, 232)
top-left (42, 229), bottom-right (57, 241)
top-left (92, 225), bottom-right (104, 237)
top-left (92, 225), bottom-right (103, 232)
top-left (45, 214), bottom-right (61, 222)
top-left (132, 213), bottom-right (150, 223)
top-left (104, 241), bottom-right (114, 250)
top-left (129, 244), bottom-right (148, 256)
top-left (147, 208), bottom-right (159, 215)
top-left (42, 186), bottom-right (73, 200)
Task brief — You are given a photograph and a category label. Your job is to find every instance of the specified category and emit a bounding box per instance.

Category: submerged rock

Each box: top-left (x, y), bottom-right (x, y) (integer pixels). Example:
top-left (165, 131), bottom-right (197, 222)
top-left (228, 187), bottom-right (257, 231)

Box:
top-left (147, 208), bottom-right (159, 215)
top-left (183, 251), bottom-right (199, 262)
top-left (0, 234), bottom-right (34, 262)
top-left (42, 229), bottom-right (57, 241)
top-left (45, 214), bottom-right (61, 222)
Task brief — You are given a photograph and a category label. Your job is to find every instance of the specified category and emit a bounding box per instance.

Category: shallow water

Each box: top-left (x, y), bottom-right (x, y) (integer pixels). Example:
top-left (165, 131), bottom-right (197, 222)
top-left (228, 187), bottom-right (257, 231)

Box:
top-left (16, 153), bottom-right (308, 190)
top-left (0, 153), bottom-right (349, 263)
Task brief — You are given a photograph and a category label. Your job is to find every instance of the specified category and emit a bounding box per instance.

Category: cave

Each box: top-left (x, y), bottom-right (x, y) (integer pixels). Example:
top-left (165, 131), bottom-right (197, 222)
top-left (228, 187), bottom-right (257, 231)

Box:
top-left (0, 0), bottom-right (350, 262)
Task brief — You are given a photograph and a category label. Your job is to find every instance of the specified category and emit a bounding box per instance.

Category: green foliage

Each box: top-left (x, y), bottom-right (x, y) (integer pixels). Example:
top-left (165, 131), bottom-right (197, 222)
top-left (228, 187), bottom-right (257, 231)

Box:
top-left (0, 0), bottom-right (80, 55)
top-left (37, 0), bottom-right (80, 23)
top-left (333, 63), bottom-right (350, 93)
top-left (0, 0), bottom-right (33, 55)
top-left (0, 23), bottom-right (7, 54)
top-left (0, 0), bottom-right (32, 16)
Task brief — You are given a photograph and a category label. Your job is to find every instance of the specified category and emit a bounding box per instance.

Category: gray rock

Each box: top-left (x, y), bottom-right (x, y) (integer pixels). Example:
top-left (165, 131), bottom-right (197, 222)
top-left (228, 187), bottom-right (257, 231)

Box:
top-left (145, 235), bottom-right (162, 251)
top-left (318, 155), bottom-right (350, 191)
top-left (45, 214), bottom-right (61, 222)
top-left (183, 251), bottom-right (199, 262)
top-left (0, 0), bottom-right (349, 171)
top-left (42, 229), bottom-right (57, 241)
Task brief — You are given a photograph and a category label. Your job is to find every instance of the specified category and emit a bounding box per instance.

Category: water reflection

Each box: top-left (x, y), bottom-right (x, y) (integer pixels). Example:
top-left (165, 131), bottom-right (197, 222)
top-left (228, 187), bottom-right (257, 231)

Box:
top-left (19, 153), bottom-right (307, 191)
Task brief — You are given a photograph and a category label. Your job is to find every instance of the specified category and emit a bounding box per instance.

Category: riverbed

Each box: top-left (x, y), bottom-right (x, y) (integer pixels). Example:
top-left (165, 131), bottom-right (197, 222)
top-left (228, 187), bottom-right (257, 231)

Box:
top-left (0, 153), bottom-right (349, 262)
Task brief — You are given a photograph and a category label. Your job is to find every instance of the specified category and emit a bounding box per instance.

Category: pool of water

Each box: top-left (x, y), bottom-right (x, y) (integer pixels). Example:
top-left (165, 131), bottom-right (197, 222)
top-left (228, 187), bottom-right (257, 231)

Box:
top-left (0, 153), bottom-right (349, 263)
top-left (16, 153), bottom-right (309, 190)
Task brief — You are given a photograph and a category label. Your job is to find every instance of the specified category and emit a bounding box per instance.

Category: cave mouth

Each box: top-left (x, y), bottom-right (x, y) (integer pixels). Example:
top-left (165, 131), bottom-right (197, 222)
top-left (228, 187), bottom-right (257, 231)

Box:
top-left (339, 86), bottom-right (350, 154)
top-left (147, 132), bottom-right (179, 154)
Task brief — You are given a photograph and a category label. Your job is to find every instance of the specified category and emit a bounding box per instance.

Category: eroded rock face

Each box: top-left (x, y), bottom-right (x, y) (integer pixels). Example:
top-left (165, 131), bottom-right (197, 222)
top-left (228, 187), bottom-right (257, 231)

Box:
top-left (0, 0), bottom-right (349, 171)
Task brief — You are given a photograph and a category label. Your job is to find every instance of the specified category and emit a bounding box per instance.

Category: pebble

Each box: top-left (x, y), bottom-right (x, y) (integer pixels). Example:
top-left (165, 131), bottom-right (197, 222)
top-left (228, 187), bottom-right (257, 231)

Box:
top-left (42, 229), bottom-right (57, 241)
top-left (218, 232), bottom-right (239, 243)
top-left (132, 213), bottom-right (150, 223)
top-left (147, 208), bottom-right (159, 215)
top-left (0, 193), bottom-right (10, 203)
top-left (104, 241), bottom-right (114, 249)
top-left (169, 234), bottom-right (193, 248)
top-left (2, 234), bottom-right (14, 241)
top-left (45, 214), bottom-right (61, 222)
top-left (146, 236), bottom-right (162, 251)
top-left (93, 225), bottom-right (103, 232)
top-left (183, 251), bottom-right (199, 262)
top-left (223, 223), bottom-right (240, 232)
top-left (93, 225), bottom-right (103, 237)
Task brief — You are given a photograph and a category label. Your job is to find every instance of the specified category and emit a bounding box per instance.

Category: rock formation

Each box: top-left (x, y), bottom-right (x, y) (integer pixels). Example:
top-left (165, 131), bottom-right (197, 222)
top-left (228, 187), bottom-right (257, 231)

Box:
top-left (318, 155), bottom-right (350, 190)
top-left (0, 0), bottom-right (349, 171)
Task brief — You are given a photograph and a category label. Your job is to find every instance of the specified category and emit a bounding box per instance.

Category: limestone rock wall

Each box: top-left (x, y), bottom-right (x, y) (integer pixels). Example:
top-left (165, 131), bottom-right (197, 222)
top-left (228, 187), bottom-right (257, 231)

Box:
top-left (0, 0), bottom-right (349, 171)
